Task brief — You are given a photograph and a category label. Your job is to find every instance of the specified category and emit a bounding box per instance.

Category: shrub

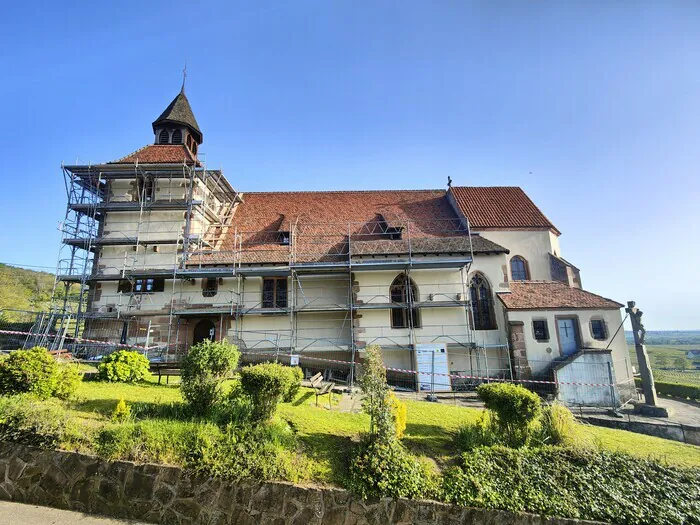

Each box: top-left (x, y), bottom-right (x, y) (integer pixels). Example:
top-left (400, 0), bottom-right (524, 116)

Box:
top-left (239, 363), bottom-right (289, 421)
top-left (0, 347), bottom-right (59, 399)
top-left (442, 446), bottom-right (700, 525)
top-left (281, 366), bottom-right (304, 403)
top-left (112, 398), bottom-right (131, 423)
top-left (454, 412), bottom-right (497, 451)
top-left (0, 395), bottom-right (70, 447)
top-left (181, 340), bottom-right (239, 413)
top-left (97, 350), bottom-right (150, 383)
top-left (53, 363), bottom-right (83, 400)
top-left (360, 345), bottom-right (395, 441)
top-left (347, 437), bottom-right (433, 499)
top-left (387, 391), bottom-right (407, 439)
top-left (476, 383), bottom-right (541, 447)
top-left (535, 402), bottom-right (577, 446)
top-left (96, 419), bottom-right (223, 465)
top-left (188, 422), bottom-right (309, 483)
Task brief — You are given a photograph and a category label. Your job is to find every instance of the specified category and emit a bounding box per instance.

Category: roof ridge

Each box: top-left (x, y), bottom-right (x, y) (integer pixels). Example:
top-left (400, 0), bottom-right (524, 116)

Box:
top-left (243, 189), bottom-right (445, 196)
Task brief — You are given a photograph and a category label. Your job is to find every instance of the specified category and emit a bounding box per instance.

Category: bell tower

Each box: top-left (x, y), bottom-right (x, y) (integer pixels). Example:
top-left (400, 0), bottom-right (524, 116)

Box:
top-left (151, 79), bottom-right (203, 157)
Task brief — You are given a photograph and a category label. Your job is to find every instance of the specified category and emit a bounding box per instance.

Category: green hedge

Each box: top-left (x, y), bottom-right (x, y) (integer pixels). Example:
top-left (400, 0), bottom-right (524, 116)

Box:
top-left (635, 378), bottom-right (700, 401)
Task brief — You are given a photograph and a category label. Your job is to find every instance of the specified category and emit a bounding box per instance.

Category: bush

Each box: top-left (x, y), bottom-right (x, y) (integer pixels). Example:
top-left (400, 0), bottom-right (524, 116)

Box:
top-left (476, 383), bottom-right (541, 447)
top-left (535, 403), bottom-right (577, 446)
top-left (282, 366), bottom-right (304, 403)
top-left (0, 395), bottom-right (70, 447)
top-left (188, 422), bottom-right (309, 483)
top-left (112, 398), bottom-right (131, 423)
top-left (181, 340), bottom-right (240, 413)
top-left (454, 412), bottom-right (497, 451)
top-left (0, 347), bottom-right (59, 399)
top-left (442, 446), bottom-right (700, 525)
top-left (239, 363), bottom-right (290, 421)
top-left (53, 363), bottom-right (83, 400)
top-left (97, 350), bottom-right (150, 383)
top-left (347, 437), bottom-right (434, 499)
top-left (96, 419), bottom-right (223, 465)
top-left (387, 392), bottom-right (407, 439)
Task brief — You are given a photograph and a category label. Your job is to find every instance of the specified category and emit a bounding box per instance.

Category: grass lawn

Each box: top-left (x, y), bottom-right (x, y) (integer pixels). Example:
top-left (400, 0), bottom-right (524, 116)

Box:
top-left (63, 380), bottom-right (700, 480)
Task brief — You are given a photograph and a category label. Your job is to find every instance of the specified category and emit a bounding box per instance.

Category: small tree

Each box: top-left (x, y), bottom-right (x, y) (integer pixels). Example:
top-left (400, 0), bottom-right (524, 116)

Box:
top-left (360, 345), bottom-right (395, 441)
top-left (673, 356), bottom-right (691, 370)
top-left (655, 355), bottom-right (669, 369)
top-left (181, 339), bottom-right (240, 414)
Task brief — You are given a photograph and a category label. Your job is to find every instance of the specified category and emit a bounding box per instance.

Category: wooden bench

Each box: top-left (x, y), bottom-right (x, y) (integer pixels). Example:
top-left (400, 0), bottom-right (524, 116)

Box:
top-left (309, 372), bottom-right (334, 407)
top-left (150, 363), bottom-right (182, 384)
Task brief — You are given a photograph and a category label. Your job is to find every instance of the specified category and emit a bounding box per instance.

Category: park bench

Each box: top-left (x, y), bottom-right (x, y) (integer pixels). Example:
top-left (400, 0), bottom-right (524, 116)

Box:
top-left (150, 362), bottom-right (182, 384)
top-left (309, 372), bottom-right (334, 407)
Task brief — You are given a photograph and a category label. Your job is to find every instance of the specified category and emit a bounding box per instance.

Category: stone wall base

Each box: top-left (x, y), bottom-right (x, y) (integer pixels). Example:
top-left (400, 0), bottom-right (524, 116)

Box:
top-left (0, 442), bottom-right (604, 525)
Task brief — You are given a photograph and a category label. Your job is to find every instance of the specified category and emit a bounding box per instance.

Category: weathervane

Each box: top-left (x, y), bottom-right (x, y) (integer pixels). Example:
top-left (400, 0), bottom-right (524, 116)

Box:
top-left (181, 62), bottom-right (187, 93)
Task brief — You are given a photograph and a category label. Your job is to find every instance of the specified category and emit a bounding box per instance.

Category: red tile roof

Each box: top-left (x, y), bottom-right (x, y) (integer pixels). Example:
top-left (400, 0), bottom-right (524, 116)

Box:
top-left (195, 190), bottom-right (483, 265)
top-left (109, 144), bottom-right (199, 165)
top-left (450, 187), bottom-right (559, 234)
top-left (498, 281), bottom-right (623, 310)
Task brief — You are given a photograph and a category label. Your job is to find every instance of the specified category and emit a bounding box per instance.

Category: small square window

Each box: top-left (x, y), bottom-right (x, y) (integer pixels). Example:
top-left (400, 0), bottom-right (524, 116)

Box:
top-left (533, 320), bottom-right (549, 341)
top-left (590, 319), bottom-right (607, 340)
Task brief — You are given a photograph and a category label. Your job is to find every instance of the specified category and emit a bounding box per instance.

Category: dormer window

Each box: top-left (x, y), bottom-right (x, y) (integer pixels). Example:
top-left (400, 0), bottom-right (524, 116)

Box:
top-left (278, 231), bottom-right (290, 245)
top-left (172, 129), bottom-right (182, 144)
top-left (158, 129), bottom-right (169, 144)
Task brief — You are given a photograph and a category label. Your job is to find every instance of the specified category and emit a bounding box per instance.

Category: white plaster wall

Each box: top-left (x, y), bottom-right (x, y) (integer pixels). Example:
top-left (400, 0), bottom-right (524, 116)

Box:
top-left (505, 308), bottom-right (630, 380)
top-left (473, 230), bottom-right (558, 281)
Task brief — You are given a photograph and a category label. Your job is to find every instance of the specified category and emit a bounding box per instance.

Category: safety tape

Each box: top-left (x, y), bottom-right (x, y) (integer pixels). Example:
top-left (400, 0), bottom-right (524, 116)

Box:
top-left (0, 329), bottom-right (625, 388)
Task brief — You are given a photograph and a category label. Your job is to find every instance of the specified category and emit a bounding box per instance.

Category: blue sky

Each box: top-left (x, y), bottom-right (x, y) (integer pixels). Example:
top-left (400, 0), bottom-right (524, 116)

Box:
top-left (0, 1), bottom-right (698, 330)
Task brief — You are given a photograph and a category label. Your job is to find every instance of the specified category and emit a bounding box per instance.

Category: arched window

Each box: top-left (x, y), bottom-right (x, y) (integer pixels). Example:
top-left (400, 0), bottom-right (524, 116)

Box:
top-left (390, 273), bottom-right (420, 329)
top-left (158, 129), bottom-right (170, 144)
top-left (470, 273), bottom-right (496, 330)
top-left (171, 129), bottom-right (182, 144)
top-left (510, 256), bottom-right (529, 281)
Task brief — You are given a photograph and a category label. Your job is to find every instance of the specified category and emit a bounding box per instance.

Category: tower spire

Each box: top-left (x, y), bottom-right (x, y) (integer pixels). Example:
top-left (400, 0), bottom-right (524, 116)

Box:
top-left (181, 62), bottom-right (187, 93)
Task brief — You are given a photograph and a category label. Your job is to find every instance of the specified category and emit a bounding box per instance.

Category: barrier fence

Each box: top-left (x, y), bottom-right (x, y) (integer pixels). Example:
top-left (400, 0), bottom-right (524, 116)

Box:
top-left (0, 309), bottom-right (636, 410)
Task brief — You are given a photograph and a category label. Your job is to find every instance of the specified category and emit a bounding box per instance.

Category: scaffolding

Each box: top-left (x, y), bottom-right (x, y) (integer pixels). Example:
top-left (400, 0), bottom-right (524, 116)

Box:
top-left (52, 159), bottom-right (514, 387)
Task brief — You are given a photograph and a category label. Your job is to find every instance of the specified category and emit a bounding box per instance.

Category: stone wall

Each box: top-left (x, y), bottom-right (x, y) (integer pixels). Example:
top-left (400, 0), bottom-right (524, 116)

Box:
top-left (0, 442), bottom-right (604, 525)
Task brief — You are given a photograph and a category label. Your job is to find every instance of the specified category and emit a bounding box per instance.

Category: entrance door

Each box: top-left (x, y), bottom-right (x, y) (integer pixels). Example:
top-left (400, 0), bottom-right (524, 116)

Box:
top-left (193, 319), bottom-right (216, 345)
top-left (557, 318), bottom-right (578, 356)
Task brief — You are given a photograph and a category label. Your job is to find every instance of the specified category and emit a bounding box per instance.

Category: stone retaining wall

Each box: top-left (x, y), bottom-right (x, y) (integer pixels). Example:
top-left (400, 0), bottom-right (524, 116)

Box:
top-left (581, 416), bottom-right (700, 446)
top-left (0, 442), bottom-right (603, 525)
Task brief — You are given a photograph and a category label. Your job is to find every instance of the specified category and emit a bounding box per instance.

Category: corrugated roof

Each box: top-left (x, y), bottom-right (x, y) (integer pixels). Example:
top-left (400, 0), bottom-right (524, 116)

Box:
top-left (498, 281), bottom-right (623, 310)
top-left (450, 186), bottom-right (559, 234)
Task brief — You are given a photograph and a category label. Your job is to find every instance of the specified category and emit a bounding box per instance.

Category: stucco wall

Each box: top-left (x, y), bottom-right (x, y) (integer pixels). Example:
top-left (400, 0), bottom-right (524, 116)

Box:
top-left (472, 229), bottom-right (558, 282)
top-left (505, 308), bottom-right (631, 381)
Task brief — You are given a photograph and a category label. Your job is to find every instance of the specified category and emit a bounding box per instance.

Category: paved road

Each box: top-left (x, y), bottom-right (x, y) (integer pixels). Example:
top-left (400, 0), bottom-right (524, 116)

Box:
top-left (0, 501), bottom-right (149, 525)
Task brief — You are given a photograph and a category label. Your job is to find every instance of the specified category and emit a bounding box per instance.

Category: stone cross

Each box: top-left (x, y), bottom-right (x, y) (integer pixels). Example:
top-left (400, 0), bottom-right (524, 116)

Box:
top-left (626, 301), bottom-right (658, 407)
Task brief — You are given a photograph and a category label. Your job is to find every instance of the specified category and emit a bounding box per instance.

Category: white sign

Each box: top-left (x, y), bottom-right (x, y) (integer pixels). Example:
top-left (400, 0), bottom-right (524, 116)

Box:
top-left (290, 354), bottom-right (300, 366)
top-left (415, 344), bottom-right (450, 392)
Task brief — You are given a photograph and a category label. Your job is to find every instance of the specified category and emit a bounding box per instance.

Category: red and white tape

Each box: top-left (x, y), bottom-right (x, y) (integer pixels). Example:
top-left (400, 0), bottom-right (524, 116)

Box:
top-left (0, 329), bottom-right (624, 388)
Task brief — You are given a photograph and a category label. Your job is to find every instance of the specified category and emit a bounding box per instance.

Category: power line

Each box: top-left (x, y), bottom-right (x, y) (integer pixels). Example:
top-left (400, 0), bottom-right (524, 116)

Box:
top-left (0, 262), bottom-right (56, 271)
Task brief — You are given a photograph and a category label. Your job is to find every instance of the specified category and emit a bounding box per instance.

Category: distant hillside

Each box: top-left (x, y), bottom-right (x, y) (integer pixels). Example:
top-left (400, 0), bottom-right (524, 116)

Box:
top-left (0, 264), bottom-right (63, 316)
top-left (625, 330), bottom-right (700, 346)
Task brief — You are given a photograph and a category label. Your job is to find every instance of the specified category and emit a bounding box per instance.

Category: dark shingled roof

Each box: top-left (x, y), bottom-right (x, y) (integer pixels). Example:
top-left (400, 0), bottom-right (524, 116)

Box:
top-left (152, 89), bottom-right (203, 143)
top-left (498, 281), bottom-right (623, 310)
